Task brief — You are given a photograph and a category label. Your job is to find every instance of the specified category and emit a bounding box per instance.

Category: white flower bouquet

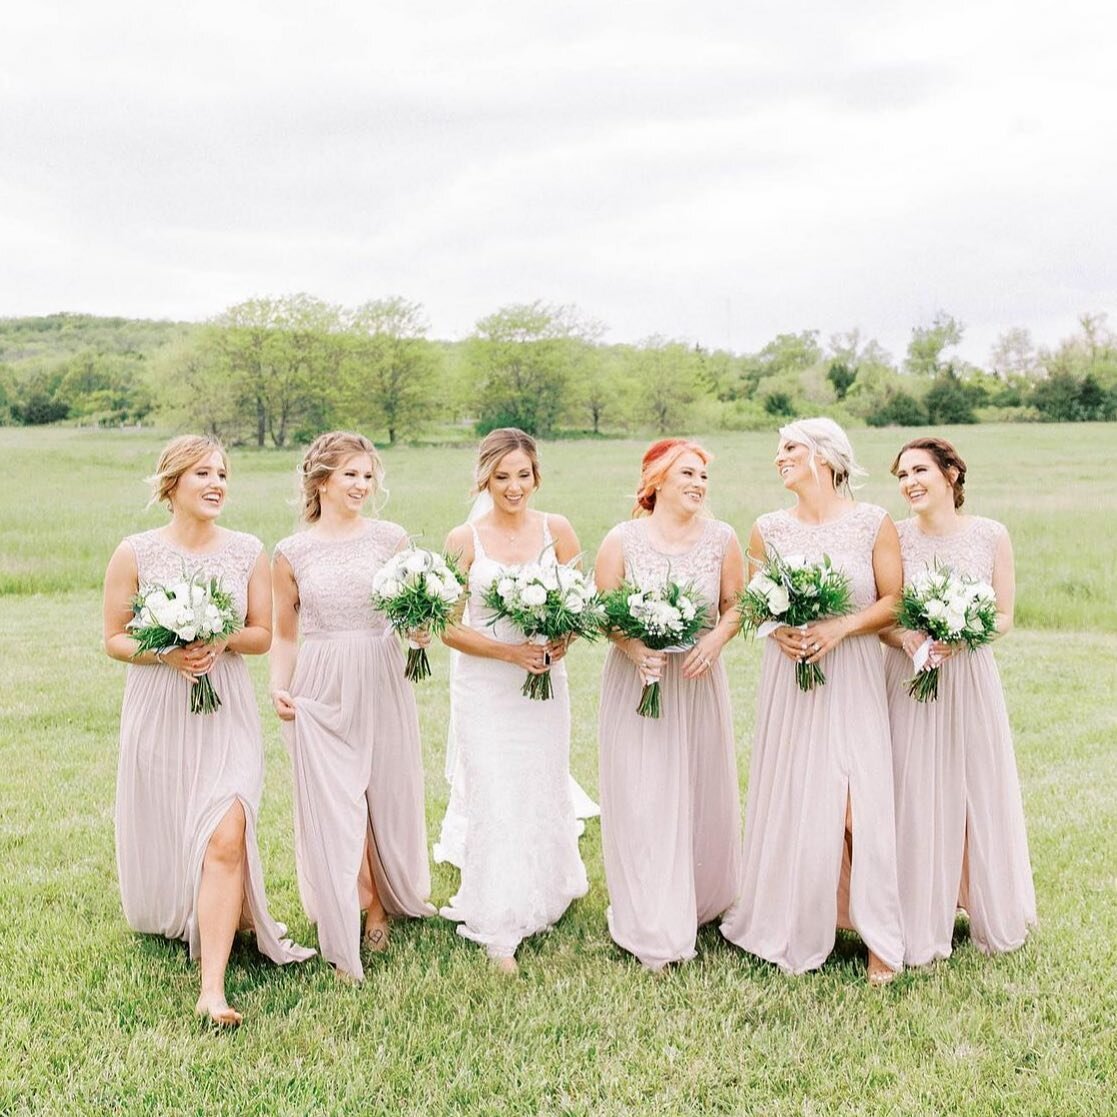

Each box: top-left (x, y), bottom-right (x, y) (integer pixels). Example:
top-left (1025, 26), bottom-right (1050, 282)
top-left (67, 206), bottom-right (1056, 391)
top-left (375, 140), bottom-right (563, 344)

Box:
top-left (737, 549), bottom-right (853, 692)
top-left (896, 563), bottom-right (997, 702)
top-left (482, 557), bottom-right (603, 700)
top-left (370, 547), bottom-right (466, 682)
top-left (129, 575), bottom-right (242, 714)
top-left (600, 579), bottom-right (709, 718)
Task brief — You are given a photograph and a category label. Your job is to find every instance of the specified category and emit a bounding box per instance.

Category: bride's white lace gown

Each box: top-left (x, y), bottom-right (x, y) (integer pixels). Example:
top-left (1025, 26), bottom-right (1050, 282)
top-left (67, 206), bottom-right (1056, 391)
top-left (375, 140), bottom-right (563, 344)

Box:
top-left (438, 517), bottom-right (588, 958)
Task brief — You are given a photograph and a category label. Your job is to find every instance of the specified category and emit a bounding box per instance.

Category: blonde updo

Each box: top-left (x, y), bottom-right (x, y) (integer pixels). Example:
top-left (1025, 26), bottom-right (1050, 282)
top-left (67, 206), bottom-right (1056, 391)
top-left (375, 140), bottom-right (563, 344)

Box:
top-left (778, 417), bottom-right (867, 496)
top-left (472, 428), bottom-right (542, 497)
top-left (146, 435), bottom-right (228, 510)
top-left (298, 431), bottom-right (384, 523)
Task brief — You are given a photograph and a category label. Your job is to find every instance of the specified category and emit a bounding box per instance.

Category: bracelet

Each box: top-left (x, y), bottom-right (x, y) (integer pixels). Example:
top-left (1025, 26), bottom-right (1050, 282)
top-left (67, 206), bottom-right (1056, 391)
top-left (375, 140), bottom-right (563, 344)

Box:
top-left (155, 649), bottom-right (168, 665)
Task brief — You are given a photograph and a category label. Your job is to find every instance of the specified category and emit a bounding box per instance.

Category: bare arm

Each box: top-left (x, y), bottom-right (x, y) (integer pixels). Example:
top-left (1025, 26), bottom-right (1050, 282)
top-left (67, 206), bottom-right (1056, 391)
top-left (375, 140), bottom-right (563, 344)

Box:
top-left (991, 527), bottom-right (1015, 637)
top-left (269, 551), bottom-right (300, 719)
top-left (227, 549), bottom-right (272, 656)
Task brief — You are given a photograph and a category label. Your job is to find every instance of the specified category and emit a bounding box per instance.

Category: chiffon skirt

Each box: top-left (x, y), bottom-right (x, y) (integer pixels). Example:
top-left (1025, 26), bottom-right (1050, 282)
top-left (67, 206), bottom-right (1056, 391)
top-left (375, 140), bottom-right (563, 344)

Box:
top-left (721, 635), bottom-right (905, 974)
top-left (283, 629), bottom-right (433, 980)
top-left (115, 656), bottom-right (314, 965)
top-left (885, 645), bottom-right (1036, 964)
top-left (599, 647), bottom-right (741, 970)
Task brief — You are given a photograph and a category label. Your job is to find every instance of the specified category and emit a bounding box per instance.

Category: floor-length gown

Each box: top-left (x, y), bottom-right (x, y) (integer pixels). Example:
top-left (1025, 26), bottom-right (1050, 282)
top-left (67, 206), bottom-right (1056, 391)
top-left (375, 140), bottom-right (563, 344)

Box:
top-left (885, 516), bottom-right (1035, 964)
top-left (720, 504), bottom-right (905, 974)
top-left (438, 517), bottom-right (588, 958)
top-left (274, 521), bottom-right (433, 981)
top-left (598, 518), bottom-right (742, 970)
top-left (115, 530), bottom-right (314, 966)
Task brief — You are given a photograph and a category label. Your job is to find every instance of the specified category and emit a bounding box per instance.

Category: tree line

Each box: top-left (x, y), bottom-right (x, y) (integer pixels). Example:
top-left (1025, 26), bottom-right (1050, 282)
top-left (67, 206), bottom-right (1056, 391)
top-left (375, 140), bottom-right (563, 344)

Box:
top-left (2, 302), bottom-right (1115, 441)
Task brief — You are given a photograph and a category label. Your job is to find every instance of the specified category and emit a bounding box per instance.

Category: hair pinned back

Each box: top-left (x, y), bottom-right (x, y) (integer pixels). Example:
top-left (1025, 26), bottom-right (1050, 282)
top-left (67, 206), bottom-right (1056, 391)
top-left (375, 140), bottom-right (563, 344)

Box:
top-left (146, 435), bottom-right (227, 510)
top-left (632, 438), bottom-right (711, 517)
top-left (891, 436), bottom-right (967, 508)
top-left (297, 431), bottom-right (384, 523)
top-left (778, 417), bottom-right (866, 496)
top-left (472, 428), bottom-right (541, 496)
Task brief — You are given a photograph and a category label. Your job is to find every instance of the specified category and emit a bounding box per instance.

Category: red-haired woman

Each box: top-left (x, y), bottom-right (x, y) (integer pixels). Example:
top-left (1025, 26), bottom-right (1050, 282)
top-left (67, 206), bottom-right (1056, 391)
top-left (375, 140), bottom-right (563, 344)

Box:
top-left (594, 439), bottom-right (744, 970)
top-left (882, 437), bottom-right (1035, 964)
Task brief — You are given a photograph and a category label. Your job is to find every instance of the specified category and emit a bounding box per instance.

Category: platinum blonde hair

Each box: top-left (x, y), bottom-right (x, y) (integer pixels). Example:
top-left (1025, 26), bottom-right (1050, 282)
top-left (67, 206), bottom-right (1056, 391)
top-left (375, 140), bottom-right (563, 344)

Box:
top-left (778, 417), bottom-right (867, 496)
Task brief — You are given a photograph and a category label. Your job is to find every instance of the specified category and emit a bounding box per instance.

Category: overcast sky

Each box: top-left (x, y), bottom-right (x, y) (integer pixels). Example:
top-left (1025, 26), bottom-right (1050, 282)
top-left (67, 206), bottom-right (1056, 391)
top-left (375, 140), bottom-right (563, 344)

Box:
top-left (2, 0), bottom-right (1115, 364)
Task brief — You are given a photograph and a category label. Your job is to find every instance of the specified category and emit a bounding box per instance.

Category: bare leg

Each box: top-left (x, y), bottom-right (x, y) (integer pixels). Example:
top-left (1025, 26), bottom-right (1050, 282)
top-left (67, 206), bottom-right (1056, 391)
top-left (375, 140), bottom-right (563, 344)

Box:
top-left (843, 794), bottom-right (896, 986)
top-left (359, 828), bottom-right (389, 951)
top-left (195, 800), bottom-right (247, 1025)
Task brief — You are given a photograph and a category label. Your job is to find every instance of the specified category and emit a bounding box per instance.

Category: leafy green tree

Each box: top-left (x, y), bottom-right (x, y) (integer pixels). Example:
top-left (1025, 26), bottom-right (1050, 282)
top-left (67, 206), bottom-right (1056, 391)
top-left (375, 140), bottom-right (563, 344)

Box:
top-left (865, 390), bottom-right (928, 427)
top-left (625, 336), bottom-right (704, 433)
top-left (341, 298), bottom-right (442, 445)
top-left (155, 330), bottom-right (249, 442)
top-left (826, 361), bottom-right (856, 400)
top-left (905, 312), bottom-right (964, 377)
top-left (1031, 372), bottom-right (1117, 421)
top-left (468, 302), bottom-right (593, 437)
top-left (923, 369), bottom-right (981, 424)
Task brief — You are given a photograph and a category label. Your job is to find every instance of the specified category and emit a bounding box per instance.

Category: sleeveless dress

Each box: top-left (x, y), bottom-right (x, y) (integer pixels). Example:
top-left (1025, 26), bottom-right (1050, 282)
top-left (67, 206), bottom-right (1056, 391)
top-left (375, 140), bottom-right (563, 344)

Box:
top-left (885, 516), bottom-right (1036, 964)
top-left (438, 516), bottom-right (589, 958)
top-left (115, 529), bottom-right (314, 966)
top-left (598, 518), bottom-right (742, 970)
top-left (720, 504), bottom-right (905, 974)
top-left (274, 521), bottom-right (433, 981)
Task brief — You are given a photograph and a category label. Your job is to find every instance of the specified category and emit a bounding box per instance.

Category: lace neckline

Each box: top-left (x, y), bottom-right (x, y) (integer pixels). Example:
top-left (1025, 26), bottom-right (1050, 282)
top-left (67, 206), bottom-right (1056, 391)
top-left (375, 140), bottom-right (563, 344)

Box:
top-left (302, 520), bottom-right (378, 545)
top-left (637, 517), bottom-right (712, 557)
top-left (904, 515), bottom-right (977, 540)
top-left (151, 527), bottom-right (236, 558)
top-left (779, 502), bottom-right (860, 529)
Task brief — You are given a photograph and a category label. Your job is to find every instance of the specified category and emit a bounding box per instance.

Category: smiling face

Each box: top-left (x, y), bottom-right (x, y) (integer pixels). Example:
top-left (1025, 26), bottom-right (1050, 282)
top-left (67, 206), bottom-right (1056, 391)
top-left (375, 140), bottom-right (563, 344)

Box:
top-left (774, 437), bottom-right (819, 491)
top-left (319, 452), bottom-right (376, 518)
top-left (169, 450), bottom-right (227, 520)
top-left (895, 448), bottom-right (955, 515)
top-left (488, 448), bottom-right (537, 513)
top-left (658, 451), bottom-right (709, 515)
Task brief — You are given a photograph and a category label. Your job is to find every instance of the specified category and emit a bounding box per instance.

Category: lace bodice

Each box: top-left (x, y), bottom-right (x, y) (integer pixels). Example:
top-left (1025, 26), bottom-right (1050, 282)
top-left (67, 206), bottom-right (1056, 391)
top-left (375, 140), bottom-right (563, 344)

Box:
top-left (755, 504), bottom-right (888, 611)
top-left (896, 516), bottom-right (1005, 585)
top-left (466, 516), bottom-right (557, 644)
top-left (127, 529), bottom-right (262, 621)
top-left (618, 518), bottom-right (733, 623)
top-left (275, 520), bottom-right (407, 634)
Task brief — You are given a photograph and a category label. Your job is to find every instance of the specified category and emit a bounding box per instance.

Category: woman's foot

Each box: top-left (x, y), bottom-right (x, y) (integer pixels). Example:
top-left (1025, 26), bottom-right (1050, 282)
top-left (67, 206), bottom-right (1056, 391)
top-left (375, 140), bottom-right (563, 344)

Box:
top-left (867, 952), bottom-right (898, 987)
top-left (490, 955), bottom-right (518, 975)
top-left (195, 993), bottom-right (243, 1027)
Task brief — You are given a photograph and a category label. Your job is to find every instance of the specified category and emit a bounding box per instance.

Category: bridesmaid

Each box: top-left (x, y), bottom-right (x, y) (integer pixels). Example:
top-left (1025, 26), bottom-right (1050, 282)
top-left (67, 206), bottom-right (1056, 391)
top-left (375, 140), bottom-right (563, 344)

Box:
top-left (882, 437), bottom-right (1035, 963)
top-left (720, 418), bottom-right (905, 984)
top-left (270, 431), bottom-right (433, 982)
top-left (438, 428), bottom-right (588, 973)
top-left (103, 435), bottom-right (313, 1027)
top-left (595, 439), bottom-right (744, 970)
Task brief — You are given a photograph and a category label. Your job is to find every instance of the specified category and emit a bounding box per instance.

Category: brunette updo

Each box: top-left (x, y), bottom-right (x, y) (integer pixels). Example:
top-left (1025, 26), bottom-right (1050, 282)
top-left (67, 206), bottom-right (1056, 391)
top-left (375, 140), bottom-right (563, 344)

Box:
top-left (472, 428), bottom-right (542, 496)
top-left (298, 431), bottom-right (384, 523)
top-left (890, 437), bottom-right (967, 509)
top-left (633, 438), bottom-right (711, 517)
top-left (146, 434), bottom-right (228, 510)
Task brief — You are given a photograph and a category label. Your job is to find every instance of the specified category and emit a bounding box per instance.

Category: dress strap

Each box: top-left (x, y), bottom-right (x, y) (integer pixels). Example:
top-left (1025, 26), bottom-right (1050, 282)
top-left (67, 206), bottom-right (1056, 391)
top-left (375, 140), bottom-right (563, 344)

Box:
top-left (468, 521), bottom-right (487, 562)
top-left (542, 514), bottom-right (553, 550)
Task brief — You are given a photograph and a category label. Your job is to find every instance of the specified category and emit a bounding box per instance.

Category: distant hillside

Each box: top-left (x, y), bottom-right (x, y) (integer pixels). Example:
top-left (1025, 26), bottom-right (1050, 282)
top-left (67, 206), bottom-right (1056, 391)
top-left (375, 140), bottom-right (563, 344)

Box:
top-left (0, 313), bottom-right (199, 366)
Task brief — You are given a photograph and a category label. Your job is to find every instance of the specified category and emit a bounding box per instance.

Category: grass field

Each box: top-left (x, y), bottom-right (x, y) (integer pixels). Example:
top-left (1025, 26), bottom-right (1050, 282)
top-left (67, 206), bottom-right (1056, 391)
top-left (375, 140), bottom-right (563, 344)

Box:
top-left (1, 425), bottom-right (1115, 1116)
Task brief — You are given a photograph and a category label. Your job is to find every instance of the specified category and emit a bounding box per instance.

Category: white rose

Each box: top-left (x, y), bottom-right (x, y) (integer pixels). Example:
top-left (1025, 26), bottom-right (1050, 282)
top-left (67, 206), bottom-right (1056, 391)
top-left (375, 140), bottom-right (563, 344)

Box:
top-left (749, 573), bottom-right (775, 596)
top-left (679, 597), bottom-right (697, 621)
top-left (784, 554), bottom-right (807, 570)
top-left (497, 577), bottom-right (516, 601)
top-left (567, 595), bottom-right (585, 615)
top-left (944, 608), bottom-right (966, 636)
top-left (404, 551), bottom-right (430, 574)
top-left (521, 583), bottom-right (548, 607)
top-left (626, 592), bottom-right (646, 611)
top-left (380, 577), bottom-right (401, 598)
top-left (178, 626), bottom-right (197, 643)
top-left (766, 584), bottom-right (790, 615)
top-left (424, 573), bottom-right (444, 598)
top-left (924, 599), bottom-right (947, 620)
top-left (441, 579), bottom-right (461, 603)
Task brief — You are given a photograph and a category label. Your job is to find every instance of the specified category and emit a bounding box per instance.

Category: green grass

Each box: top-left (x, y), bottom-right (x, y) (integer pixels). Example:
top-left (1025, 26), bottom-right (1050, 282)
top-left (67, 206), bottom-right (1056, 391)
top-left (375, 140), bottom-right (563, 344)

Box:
top-left (0, 426), bottom-right (1115, 1115)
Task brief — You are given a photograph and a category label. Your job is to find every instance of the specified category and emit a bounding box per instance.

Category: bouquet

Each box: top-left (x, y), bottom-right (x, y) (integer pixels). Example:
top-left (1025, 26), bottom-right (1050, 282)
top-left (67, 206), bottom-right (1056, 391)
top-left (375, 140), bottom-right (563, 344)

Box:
top-left (600, 580), bottom-right (709, 718)
top-left (895, 564), bottom-right (997, 702)
top-left (737, 549), bottom-right (853, 691)
top-left (482, 557), bottom-right (603, 699)
top-left (370, 547), bottom-right (466, 682)
top-left (129, 575), bottom-right (242, 714)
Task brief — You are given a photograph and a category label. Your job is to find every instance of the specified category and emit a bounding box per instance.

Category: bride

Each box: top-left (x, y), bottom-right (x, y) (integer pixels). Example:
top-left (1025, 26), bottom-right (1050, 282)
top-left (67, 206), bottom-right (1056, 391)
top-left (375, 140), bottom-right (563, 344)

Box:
top-left (437, 428), bottom-right (589, 973)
